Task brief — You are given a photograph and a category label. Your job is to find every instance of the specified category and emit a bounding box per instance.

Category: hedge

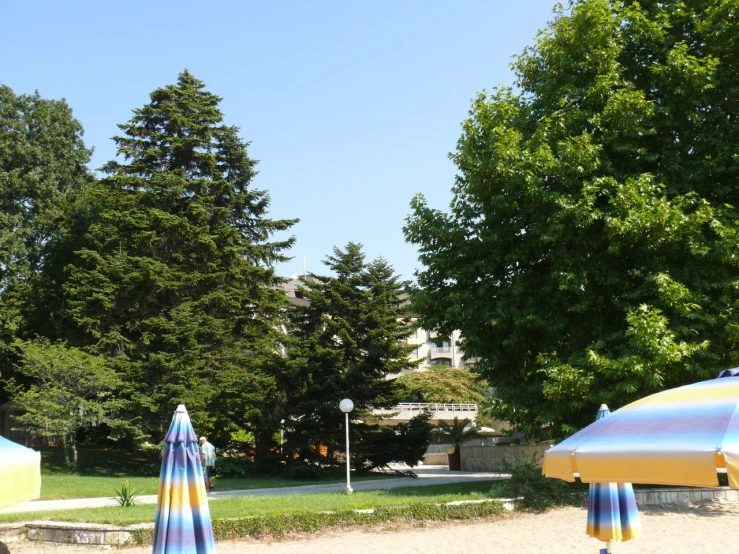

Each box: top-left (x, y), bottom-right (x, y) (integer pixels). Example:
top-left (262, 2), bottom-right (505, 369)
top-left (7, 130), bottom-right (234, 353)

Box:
top-left (130, 500), bottom-right (507, 544)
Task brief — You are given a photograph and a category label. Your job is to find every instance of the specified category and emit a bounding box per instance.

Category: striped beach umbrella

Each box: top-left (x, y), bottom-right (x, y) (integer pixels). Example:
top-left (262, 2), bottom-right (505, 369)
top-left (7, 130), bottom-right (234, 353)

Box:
top-left (152, 405), bottom-right (216, 554)
top-left (543, 375), bottom-right (739, 489)
top-left (0, 435), bottom-right (41, 510)
top-left (585, 405), bottom-right (642, 554)
top-left (718, 367), bottom-right (739, 378)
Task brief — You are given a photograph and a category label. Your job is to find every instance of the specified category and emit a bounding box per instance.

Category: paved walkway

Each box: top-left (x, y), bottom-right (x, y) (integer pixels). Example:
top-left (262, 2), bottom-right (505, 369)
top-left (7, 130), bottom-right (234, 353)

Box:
top-left (0, 465), bottom-right (508, 514)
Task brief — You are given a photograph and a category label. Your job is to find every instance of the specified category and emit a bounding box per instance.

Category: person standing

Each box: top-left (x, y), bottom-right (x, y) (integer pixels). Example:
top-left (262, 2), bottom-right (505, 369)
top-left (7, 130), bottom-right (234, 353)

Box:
top-left (199, 436), bottom-right (216, 492)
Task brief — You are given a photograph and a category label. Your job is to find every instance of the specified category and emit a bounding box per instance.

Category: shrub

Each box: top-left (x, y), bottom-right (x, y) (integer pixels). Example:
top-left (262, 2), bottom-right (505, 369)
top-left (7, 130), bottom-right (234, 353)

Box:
top-left (114, 481), bottom-right (140, 508)
top-left (285, 462), bottom-right (324, 480)
top-left (434, 417), bottom-right (480, 454)
top-left (215, 457), bottom-right (253, 479)
top-left (352, 412), bottom-right (434, 471)
top-left (502, 456), bottom-right (585, 511)
top-left (130, 500), bottom-right (506, 544)
top-left (139, 462), bottom-right (162, 477)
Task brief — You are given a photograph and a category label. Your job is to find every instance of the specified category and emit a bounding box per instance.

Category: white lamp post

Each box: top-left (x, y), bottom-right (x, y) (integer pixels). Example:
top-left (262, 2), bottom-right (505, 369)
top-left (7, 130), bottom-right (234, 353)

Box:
top-left (280, 419), bottom-right (285, 456)
top-left (339, 398), bottom-right (354, 494)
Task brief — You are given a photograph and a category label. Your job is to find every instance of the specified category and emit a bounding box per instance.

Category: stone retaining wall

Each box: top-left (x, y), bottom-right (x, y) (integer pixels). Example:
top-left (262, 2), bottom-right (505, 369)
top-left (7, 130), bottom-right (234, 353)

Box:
top-left (24, 521), bottom-right (153, 545)
top-left (4, 488), bottom-right (738, 546)
top-left (0, 523), bottom-right (25, 543)
top-left (460, 440), bottom-right (550, 472)
top-left (634, 487), bottom-right (739, 506)
top-left (423, 453), bottom-right (449, 465)
top-left (7, 500), bottom-right (519, 546)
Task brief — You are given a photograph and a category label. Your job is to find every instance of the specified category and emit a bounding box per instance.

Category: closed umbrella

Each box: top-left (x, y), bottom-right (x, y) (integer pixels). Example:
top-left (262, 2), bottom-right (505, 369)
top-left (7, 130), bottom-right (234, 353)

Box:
top-left (586, 405), bottom-right (642, 554)
top-left (718, 367), bottom-right (739, 378)
top-left (543, 375), bottom-right (739, 489)
top-left (152, 404), bottom-right (216, 554)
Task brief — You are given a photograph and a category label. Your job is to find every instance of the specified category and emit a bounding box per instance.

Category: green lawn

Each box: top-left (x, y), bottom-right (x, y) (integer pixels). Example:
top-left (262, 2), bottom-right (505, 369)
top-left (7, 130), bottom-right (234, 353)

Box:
top-left (37, 445), bottom-right (400, 500)
top-left (0, 480), bottom-right (508, 525)
top-left (40, 472), bottom-right (396, 500)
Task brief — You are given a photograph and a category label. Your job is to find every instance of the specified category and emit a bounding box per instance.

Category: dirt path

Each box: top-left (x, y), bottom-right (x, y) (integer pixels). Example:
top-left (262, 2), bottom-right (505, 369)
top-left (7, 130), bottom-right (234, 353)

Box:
top-left (6, 505), bottom-right (739, 553)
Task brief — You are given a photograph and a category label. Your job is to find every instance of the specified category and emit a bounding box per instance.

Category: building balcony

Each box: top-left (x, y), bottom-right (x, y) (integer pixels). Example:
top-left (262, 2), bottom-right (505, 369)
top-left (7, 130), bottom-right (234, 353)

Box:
top-left (429, 346), bottom-right (452, 359)
top-left (372, 403), bottom-right (478, 426)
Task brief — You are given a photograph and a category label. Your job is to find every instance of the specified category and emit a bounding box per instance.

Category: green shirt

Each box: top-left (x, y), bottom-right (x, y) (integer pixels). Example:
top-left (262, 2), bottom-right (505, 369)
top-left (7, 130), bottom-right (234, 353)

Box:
top-left (200, 441), bottom-right (216, 467)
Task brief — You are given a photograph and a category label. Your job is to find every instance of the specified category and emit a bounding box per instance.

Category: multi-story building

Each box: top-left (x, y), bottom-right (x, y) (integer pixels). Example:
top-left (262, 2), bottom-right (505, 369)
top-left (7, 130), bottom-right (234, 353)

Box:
top-left (280, 275), bottom-right (481, 427)
top-left (279, 276), bottom-right (473, 377)
top-left (400, 325), bottom-right (468, 376)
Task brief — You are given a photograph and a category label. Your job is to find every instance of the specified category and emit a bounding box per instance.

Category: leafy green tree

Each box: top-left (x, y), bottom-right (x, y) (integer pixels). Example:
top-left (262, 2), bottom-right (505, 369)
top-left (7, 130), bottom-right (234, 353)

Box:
top-left (59, 71), bottom-right (296, 440)
top-left (7, 339), bottom-right (121, 466)
top-left (405, 0), bottom-right (739, 438)
top-left (0, 86), bottom-right (92, 350)
top-left (395, 368), bottom-right (489, 404)
top-left (284, 243), bottom-right (423, 464)
top-left (394, 368), bottom-right (500, 428)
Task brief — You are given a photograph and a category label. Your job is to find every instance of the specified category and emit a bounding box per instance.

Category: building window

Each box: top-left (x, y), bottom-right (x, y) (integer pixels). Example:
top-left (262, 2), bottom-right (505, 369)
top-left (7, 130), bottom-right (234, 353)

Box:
top-left (429, 340), bottom-right (452, 354)
top-left (429, 358), bottom-right (452, 367)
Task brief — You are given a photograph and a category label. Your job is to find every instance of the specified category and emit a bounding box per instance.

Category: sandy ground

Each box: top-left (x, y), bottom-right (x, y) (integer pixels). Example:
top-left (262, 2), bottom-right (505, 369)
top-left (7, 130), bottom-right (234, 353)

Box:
top-left (6, 504), bottom-right (739, 553)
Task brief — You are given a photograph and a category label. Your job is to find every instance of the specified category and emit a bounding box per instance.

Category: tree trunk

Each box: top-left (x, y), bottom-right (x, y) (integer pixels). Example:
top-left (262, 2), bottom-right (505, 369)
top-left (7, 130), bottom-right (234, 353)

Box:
top-left (448, 452), bottom-right (461, 471)
top-left (253, 429), bottom-right (276, 471)
top-left (61, 436), bottom-right (71, 467)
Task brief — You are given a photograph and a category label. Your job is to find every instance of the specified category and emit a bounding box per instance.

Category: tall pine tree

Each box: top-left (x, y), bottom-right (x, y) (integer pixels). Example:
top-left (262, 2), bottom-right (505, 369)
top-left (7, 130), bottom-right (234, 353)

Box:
top-left (284, 243), bottom-right (423, 464)
top-left (61, 71), bottom-right (296, 439)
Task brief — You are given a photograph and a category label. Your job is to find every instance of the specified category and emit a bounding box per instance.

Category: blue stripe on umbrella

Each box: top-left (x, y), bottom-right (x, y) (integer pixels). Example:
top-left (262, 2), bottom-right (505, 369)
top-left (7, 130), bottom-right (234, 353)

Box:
top-left (586, 404), bottom-right (643, 548)
top-left (718, 367), bottom-right (739, 378)
top-left (152, 404), bottom-right (216, 554)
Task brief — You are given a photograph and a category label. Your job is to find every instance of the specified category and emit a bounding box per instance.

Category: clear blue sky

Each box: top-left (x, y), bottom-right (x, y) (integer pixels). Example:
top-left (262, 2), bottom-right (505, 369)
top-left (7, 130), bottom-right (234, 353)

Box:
top-left (1, 1), bottom-right (556, 280)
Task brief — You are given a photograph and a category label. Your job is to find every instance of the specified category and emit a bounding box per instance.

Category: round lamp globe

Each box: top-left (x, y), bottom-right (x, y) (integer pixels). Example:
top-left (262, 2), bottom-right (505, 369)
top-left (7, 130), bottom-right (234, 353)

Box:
top-left (339, 398), bottom-right (354, 413)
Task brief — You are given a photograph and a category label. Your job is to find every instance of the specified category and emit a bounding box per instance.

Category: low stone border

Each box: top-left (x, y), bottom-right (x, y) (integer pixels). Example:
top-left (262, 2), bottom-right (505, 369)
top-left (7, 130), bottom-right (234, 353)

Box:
top-left (0, 523), bottom-right (26, 543)
top-left (3, 498), bottom-right (520, 545)
top-left (445, 497), bottom-right (520, 512)
top-left (24, 521), bottom-right (153, 545)
top-left (634, 487), bottom-right (739, 506)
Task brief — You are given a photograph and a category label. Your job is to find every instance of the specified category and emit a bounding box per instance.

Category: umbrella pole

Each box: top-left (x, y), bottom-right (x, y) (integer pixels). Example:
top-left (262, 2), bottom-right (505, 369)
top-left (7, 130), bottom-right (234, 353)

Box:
top-left (607, 540), bottom-right (614, 553)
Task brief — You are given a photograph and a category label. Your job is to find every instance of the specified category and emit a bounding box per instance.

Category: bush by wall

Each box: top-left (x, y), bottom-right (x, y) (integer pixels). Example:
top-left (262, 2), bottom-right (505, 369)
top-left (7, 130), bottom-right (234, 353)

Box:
top-left (130, 500), bottom-right (506, 544)
top-left (502, 457), bottom-right (585, 511)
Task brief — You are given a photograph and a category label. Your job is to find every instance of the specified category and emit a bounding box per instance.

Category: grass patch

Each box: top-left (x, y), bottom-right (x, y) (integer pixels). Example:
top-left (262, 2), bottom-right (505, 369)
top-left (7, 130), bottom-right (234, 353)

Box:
top-left (40, 472), bottom-right (396, 500)
top-left (123, 501), bottom-right (507, 544)
top-left (1, 480), bottom-right (508, 525)
top-left (38, 444), bottom-right (401, 500)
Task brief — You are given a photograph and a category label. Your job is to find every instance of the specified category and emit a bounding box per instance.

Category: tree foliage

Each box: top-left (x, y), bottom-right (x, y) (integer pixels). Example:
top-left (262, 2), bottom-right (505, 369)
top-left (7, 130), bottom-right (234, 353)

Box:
top-left (434, 417), bottom-right (479, 454)
top-left (283, 243), bottom-right (426, 464)
top-left (352, 411), bottom-right (433, 471)
top-left (395, 367), bottom-right (489, 405)
top-left (7, 339), bottom-right (121, 465)
top-left (0, 85), bottom-right (92, 347)
top-left (405, 0), bottom-right (739, 437)
top-left (53, 71), bottom-right (296, 440)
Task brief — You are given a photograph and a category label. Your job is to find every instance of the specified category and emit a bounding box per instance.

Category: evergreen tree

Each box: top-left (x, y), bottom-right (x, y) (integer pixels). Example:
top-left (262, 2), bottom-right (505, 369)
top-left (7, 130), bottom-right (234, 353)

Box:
top-left (284, 243), bottom-right (422, 463)
top-left (60, 71), bottom-right (296, 439)
top-left (405, 0), bottom-right (739, 437)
